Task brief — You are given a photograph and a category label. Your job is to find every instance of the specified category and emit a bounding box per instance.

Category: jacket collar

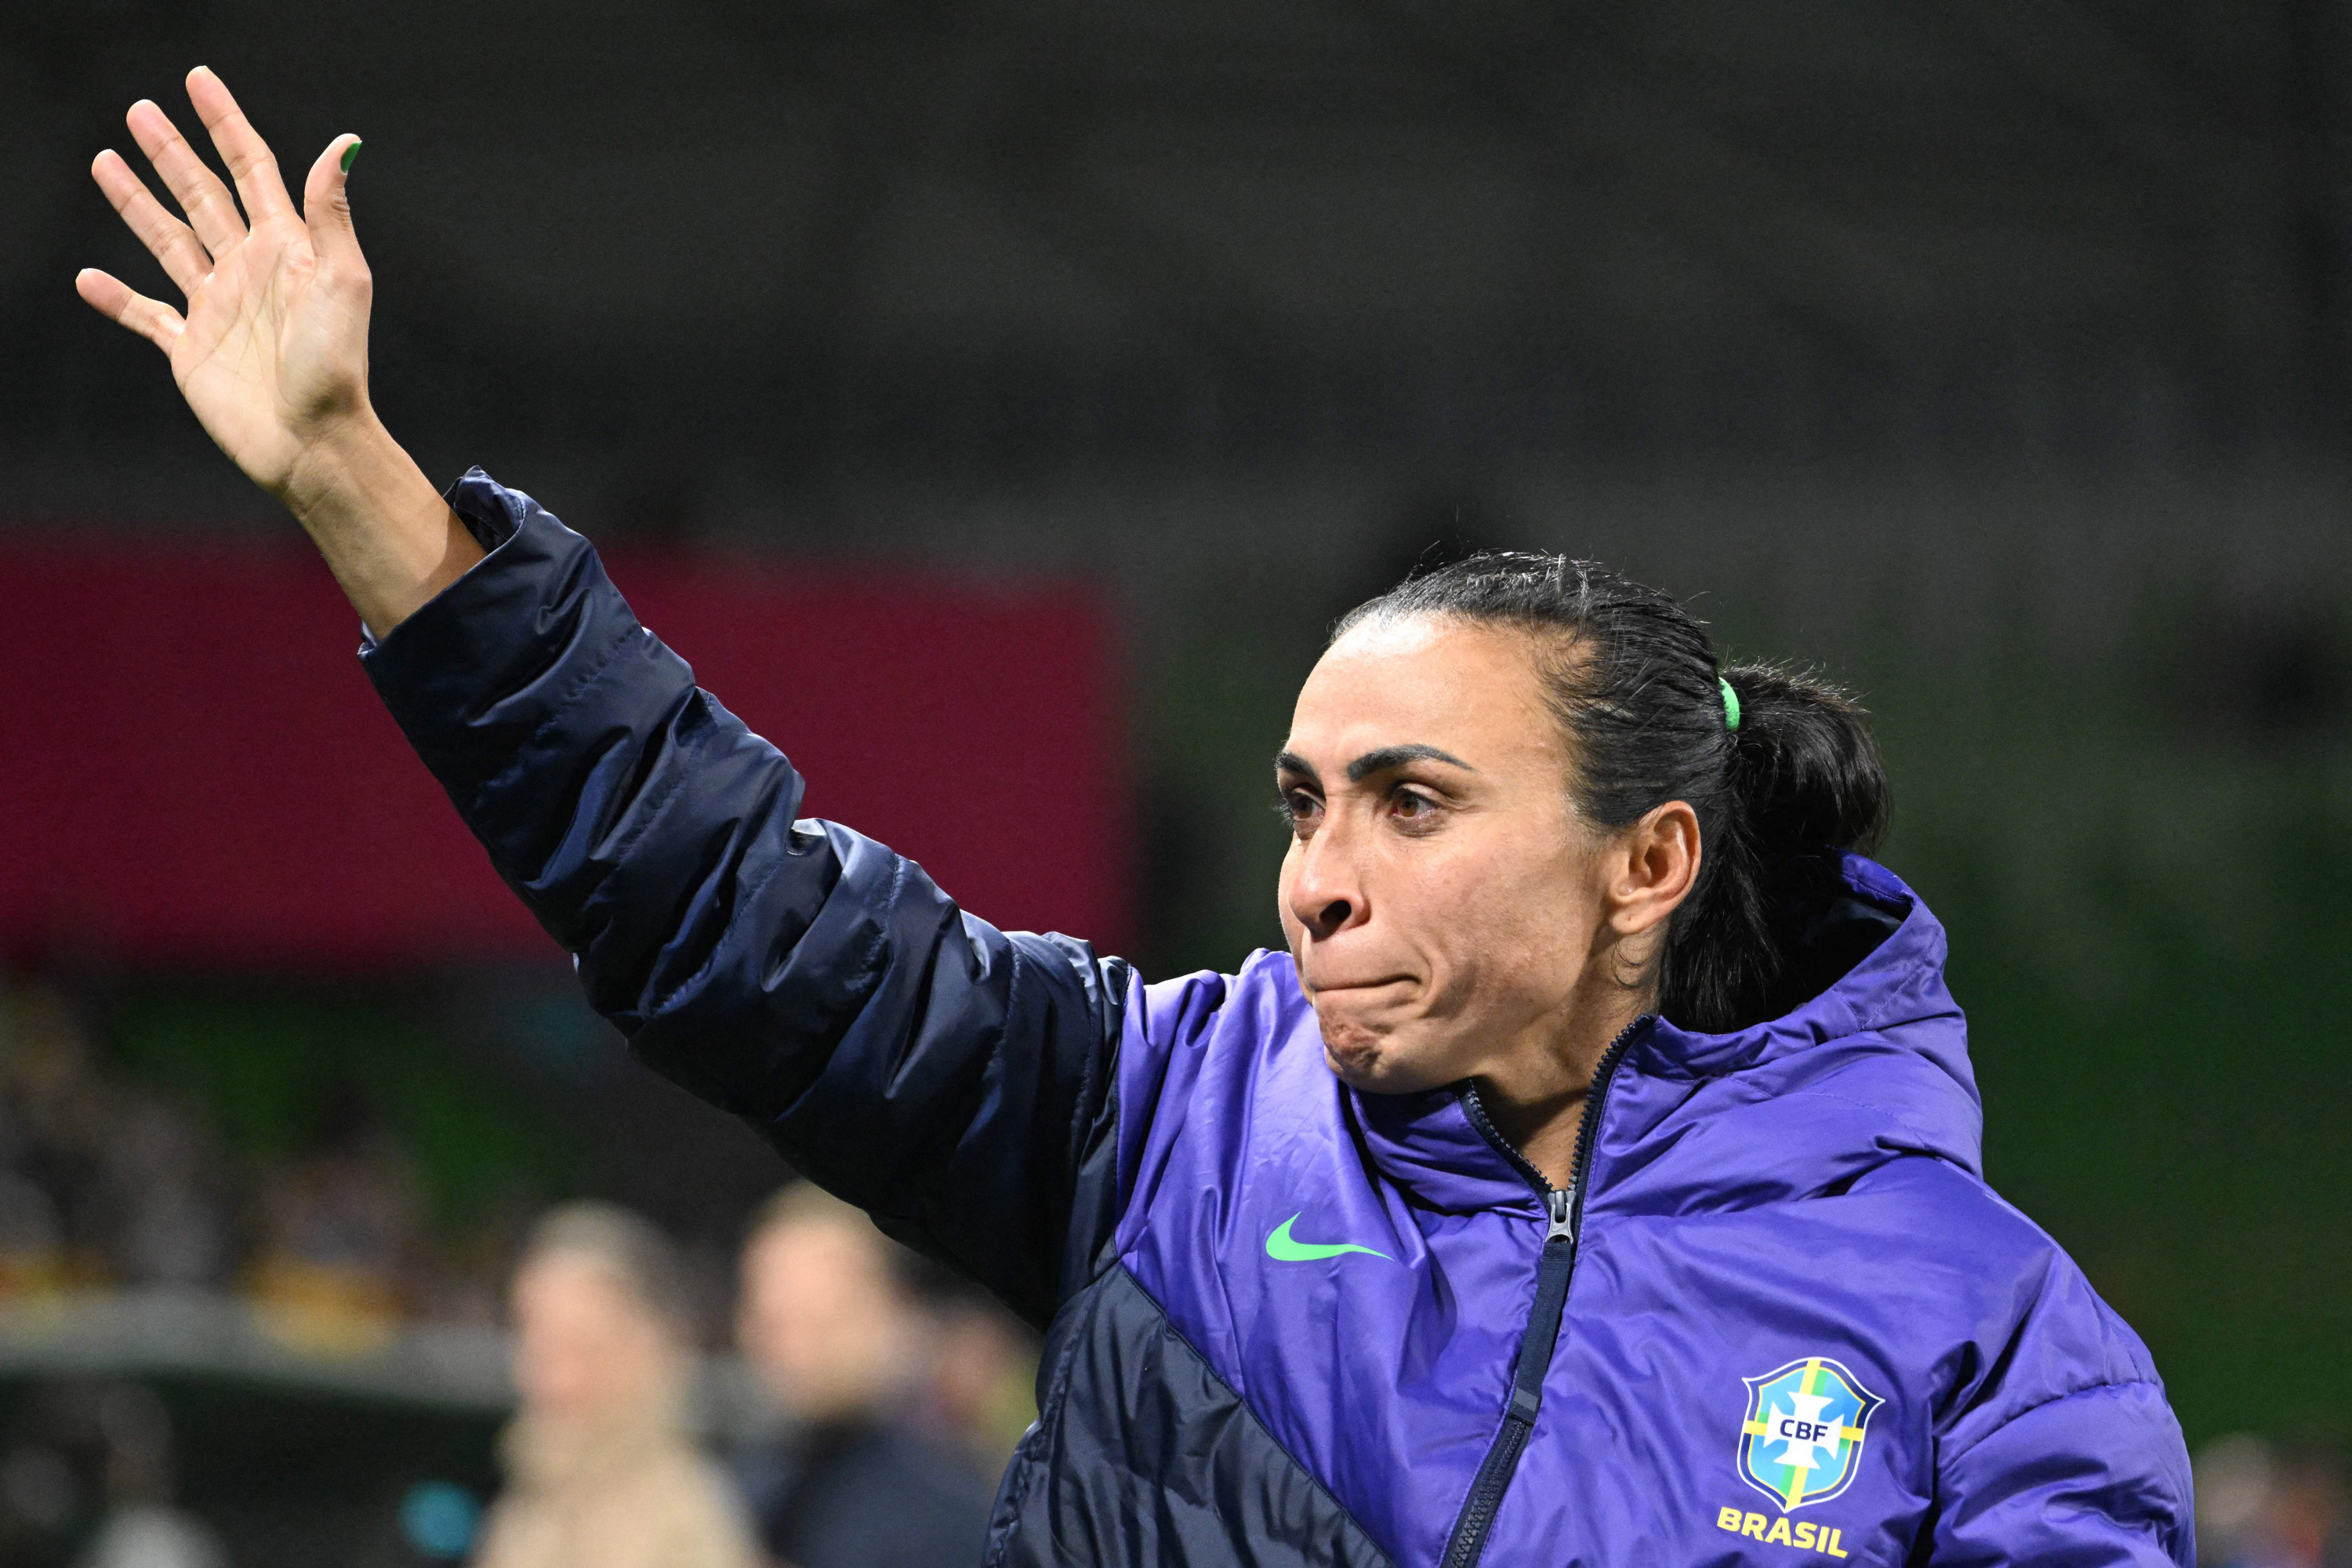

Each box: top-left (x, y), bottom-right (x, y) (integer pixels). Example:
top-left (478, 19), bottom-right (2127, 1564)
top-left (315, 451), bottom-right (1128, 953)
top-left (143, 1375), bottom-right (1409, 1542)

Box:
top-left (1343, 853), bottom-right (1980, 1215)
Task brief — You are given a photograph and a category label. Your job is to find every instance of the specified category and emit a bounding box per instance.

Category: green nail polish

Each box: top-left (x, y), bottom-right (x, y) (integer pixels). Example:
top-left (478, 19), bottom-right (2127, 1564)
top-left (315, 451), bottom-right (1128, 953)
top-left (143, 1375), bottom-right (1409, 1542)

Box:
top-left (340, 140), bottom-right (361, 174)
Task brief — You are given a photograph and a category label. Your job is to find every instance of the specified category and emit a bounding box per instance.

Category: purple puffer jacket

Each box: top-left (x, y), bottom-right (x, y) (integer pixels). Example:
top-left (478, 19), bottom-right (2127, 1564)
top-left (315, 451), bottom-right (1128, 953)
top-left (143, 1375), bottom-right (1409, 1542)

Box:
top-left (364, 472), bottom-right (2194, 1566)
top-left (1115, 860), bottom-right (2194, 1566)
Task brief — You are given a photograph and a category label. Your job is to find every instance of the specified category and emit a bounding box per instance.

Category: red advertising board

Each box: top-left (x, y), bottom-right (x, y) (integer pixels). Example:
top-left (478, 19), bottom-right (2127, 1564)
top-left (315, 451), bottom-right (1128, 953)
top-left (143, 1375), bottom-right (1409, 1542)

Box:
top-left (0, 537), bottom-right (1127, 968)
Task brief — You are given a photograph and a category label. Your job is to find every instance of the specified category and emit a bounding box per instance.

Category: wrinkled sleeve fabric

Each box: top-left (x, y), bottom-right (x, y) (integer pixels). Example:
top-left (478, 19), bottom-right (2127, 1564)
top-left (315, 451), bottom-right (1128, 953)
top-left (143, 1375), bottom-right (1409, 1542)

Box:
top-left (360, 470), bottom-right (1134, 1327)
top-left (1930, 1380), bottom-right (2193, 1566)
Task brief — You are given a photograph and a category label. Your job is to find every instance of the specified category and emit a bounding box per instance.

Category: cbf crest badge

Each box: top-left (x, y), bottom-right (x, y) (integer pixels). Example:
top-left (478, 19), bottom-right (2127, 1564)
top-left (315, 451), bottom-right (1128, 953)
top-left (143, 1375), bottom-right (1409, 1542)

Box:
top-left (1737, 1356), bottom-right (1883, 1513)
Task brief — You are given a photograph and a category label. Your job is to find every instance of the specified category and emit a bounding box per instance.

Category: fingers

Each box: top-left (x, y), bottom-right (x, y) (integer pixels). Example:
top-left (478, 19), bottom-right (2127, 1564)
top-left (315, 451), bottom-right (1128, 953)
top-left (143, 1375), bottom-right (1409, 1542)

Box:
top-left (75, 268), bottom-right (187, 354)
top-left (185, 66), bottom-right (297, 227)
top-left (89, 149), bottom-right (213, 297)
top-left (302, 135), bottom-right (368, 276)
top-left (126, 96), bottom-right (246, 257)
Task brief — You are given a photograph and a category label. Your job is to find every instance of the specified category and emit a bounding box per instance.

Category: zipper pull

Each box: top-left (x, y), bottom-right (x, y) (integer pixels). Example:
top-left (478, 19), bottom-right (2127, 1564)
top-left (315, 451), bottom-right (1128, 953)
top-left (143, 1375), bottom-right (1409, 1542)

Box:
top-left (1544, 1185), bottom-right (1576, 1245)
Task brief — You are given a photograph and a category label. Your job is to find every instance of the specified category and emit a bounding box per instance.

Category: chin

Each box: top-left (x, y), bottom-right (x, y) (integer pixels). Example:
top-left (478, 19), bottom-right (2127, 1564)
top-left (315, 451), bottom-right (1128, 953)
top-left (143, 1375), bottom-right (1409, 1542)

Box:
top-left (1321, 1037), bottom-right (1381, 1083)
top-left (1317, 1021), bottom-right (1449, 1095)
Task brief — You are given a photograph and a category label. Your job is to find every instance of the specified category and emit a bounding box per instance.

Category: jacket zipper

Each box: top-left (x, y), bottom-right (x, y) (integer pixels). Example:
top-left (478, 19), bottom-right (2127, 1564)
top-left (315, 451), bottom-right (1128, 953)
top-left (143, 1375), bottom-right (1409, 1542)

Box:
top-left (1439, 1015), bottom-right (1649, 1568)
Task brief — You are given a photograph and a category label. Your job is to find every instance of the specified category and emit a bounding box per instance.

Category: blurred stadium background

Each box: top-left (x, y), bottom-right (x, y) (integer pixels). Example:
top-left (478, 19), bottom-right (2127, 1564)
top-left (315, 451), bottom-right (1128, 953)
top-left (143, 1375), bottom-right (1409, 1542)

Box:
top-left (3, 1), bottom-right (2350, 1563)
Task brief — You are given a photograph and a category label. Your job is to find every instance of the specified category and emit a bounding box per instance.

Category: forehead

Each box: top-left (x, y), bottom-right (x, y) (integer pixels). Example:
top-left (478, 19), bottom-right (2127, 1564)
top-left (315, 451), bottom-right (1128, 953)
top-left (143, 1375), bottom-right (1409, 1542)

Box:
top-left (750, 1218), bottom-right (887, 1282)
top-left (515, 1252), bottom-right (636, 1317)
top-left (1288, 615), bottom-right (1564, 768)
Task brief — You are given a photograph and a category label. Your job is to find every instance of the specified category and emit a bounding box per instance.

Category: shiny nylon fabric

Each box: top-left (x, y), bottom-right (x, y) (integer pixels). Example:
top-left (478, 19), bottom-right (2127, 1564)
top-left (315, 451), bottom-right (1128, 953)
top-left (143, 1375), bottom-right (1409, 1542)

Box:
top-left (361, 471), bottom-right (1128, 1330)
top-left (365, 473), bottom-right (2193, 1567)
top-left (990, 1264), bottom-right (1391, 1567)
top-left (1115, 902), bottom-right (2192, 1565)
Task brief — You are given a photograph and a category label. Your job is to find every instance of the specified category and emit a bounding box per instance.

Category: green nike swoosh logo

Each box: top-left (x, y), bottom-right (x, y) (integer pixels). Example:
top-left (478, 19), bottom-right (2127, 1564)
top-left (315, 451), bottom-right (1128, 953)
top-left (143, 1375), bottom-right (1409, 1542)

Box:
top-left (1265, 1213), bottom-right (1393, 1262)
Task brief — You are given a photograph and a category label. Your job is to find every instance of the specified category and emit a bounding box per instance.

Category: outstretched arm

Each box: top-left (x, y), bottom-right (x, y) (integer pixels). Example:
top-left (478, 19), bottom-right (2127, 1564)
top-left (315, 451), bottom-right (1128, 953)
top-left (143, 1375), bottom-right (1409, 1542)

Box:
top-left (78, 72), bottom-right (1153, 1323)
top-left (359, 474), bottom-right (1137, 1326)
top-left (77, 67), bottom-right (479, 635)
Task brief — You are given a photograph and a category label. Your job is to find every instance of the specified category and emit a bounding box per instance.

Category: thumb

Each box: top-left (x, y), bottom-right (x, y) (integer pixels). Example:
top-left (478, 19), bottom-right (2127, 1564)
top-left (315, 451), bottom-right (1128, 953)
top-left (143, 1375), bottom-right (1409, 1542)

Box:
top-left (303, 133), bottom-right (367, 272)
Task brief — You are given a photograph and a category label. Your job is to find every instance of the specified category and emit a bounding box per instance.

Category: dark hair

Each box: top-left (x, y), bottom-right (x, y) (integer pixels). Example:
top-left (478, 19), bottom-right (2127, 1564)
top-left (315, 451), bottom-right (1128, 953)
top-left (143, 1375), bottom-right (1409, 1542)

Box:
top-left (1333, 554), bottom-right (1891, 1033)
top-left (522, 1200), bottom-right (698, 1343)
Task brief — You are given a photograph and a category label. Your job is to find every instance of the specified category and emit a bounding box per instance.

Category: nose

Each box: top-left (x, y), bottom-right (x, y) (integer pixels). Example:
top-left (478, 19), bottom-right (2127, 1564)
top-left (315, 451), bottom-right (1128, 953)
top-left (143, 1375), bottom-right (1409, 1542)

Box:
top-left (1285, 810), bottom-right (1369, 942)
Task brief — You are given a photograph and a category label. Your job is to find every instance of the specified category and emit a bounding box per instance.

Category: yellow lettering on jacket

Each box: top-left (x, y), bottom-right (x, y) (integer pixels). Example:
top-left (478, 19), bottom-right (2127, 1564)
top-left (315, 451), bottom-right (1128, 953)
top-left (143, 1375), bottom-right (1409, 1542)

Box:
top-left (1714, 1504), bottom-right (1857, 1556)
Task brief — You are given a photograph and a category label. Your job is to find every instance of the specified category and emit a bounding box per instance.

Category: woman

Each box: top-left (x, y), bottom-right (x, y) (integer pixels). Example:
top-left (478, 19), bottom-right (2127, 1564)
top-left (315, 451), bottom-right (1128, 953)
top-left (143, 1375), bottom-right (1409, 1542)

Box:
top-left (76, 71), bottom-right (2192, 1566)
top-left (474, 1203), bottom-right (760, 1568)
top-left (730, 1185), bottom-right (1000, 1567)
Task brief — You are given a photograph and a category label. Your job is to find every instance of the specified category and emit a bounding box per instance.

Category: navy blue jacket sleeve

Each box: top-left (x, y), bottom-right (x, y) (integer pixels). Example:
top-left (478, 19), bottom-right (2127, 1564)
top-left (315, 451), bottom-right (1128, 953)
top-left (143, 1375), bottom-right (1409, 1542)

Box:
top-left (359, 471), bottom-right (1131, 1327)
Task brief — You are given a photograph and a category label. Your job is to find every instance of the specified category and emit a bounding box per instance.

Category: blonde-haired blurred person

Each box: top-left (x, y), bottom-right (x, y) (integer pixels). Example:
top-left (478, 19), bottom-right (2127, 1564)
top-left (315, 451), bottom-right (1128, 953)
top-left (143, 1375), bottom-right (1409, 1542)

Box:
top-left (731, 1185), bottom-right (993, 1568)
top-left (474, 1203), bottom-right (759, 1568)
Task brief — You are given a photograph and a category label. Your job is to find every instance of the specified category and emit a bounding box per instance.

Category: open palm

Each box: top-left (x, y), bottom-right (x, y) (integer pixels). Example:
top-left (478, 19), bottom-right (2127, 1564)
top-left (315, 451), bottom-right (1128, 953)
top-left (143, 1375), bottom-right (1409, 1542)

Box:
top-left (78, 67), bottom-right (369, 500)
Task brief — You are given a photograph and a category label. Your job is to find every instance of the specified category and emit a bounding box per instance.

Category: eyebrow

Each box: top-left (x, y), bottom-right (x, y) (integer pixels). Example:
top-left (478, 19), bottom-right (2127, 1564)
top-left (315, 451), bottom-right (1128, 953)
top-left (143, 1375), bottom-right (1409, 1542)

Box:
top-left (1273, 743), bottom-right (1476, 786)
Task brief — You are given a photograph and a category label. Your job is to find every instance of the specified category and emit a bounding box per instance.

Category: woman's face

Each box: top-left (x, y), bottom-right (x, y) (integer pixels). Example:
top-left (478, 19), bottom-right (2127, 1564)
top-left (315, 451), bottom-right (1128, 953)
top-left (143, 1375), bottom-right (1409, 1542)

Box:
top-left (510, 1252), bottom-right (677, 1428)
top-left (1277, 615), bottom-right (1635, 1098)
top-left (735, 1216), bottom-right (906, 1422)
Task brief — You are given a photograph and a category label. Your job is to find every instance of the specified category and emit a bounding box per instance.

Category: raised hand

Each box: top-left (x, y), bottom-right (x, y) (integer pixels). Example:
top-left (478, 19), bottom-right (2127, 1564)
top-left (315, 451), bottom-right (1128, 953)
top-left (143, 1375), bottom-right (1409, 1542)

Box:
top-left (78, 67), bottom-right (480, 634)
top-left (78, 67), bottom-right (369, 500)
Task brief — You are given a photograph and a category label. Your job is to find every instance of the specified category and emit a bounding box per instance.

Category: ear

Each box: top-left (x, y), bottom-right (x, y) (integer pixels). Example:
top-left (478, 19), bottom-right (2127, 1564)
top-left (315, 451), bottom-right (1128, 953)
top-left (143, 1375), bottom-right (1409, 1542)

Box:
top-left (1601, 800), bottom-right (1701, 938)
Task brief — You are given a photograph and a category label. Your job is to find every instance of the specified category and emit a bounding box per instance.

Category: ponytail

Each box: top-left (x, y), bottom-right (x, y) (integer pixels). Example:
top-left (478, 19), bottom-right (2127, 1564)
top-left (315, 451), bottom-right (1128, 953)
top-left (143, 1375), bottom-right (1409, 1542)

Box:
top-left (1721, 664), bottom-right (1890, 860)
top-left (1334, 558), bottom-right (1893, 1033)
top-left (1669, 663), bottom-right (1891, 1029)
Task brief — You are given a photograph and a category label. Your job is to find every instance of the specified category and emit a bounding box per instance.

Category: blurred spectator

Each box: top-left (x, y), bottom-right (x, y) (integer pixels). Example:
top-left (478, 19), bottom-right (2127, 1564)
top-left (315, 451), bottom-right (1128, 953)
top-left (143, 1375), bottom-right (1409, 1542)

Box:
top-left (731, 1185), bottom-right (993, 1568)
top-left (0, 978), bottom-right (234, 1301)
top-left (0, 981), bottom-right (107, 1293)
top-left (0, 1379), bottom-right (227, 1568)
top-left (917, 1295), bottom-right (1038, 1481)
top-left (0, 974), bottom-right (530, 1330)
top-left (249, 1083), bottom-right (422, 1354)
top-left (0, 1169), bottom-right (68, 1298)
top-left (425, 1186), bottom-right (545, 1328)
top-left (2197, 1431), bottom-right (2352, 1568)
top-left (100, 1090), bottom-right (232, 1291)
top-left (473, 1202), bottom-right (758, 1568)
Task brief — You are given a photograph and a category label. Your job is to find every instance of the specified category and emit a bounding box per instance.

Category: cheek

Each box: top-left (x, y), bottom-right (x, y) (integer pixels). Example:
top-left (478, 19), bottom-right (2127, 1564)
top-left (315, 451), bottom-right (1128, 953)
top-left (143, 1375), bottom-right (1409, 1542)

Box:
top-left (517, 1326), bottom-right (595, 1408)
top-left (1403, 862), bottom-right (1502, 972)
top-left (1421, 852), bottom-right (1593, 1002)
top-left (1275, 846), bottom-right (1305, 942)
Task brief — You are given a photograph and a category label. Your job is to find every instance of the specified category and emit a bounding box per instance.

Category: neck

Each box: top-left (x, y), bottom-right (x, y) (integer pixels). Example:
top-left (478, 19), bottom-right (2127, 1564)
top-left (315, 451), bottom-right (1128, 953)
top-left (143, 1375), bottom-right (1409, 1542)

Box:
top-left (1475, 990), bottom-right (1646, 1189)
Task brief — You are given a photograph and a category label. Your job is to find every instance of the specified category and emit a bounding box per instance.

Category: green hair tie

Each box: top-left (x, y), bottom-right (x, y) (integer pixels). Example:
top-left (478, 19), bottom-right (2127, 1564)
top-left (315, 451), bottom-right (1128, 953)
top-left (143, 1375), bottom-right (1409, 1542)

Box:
top-left (1719, 677), bottom-right (1741, 731)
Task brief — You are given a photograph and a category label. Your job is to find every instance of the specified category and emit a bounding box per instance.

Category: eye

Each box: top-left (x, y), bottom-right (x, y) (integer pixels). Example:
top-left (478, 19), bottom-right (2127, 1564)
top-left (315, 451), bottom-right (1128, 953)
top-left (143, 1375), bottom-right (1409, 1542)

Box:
top-left (1388, 787), bottom-right (1441, 826)
top-left (1276, 789), bottom-right (1323, 833)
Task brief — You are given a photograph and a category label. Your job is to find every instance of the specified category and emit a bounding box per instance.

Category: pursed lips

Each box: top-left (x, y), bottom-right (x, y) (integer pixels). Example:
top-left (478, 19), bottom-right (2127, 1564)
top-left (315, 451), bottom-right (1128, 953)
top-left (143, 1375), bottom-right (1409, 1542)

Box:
top-left (1301, 974), bottom-right (1414, 997)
